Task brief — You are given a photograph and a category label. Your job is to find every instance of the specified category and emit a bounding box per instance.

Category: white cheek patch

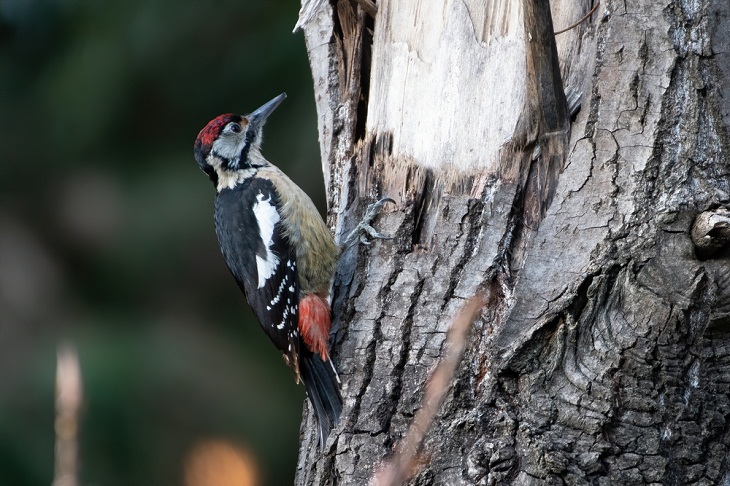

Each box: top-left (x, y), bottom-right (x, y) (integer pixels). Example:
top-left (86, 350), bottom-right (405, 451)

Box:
top-left (252, 192), bottom-right (281, 289)
top-left (211, 134), bottom-right (245, 166)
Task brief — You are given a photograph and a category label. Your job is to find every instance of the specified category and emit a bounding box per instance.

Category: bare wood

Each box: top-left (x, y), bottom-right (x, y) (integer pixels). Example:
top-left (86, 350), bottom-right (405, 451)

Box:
top-left (353, 0), bottom-right (377, 18)
top-left (691, 208), bottom-right (730, 257)
top-left (294, 0), bottom-right (377, 33)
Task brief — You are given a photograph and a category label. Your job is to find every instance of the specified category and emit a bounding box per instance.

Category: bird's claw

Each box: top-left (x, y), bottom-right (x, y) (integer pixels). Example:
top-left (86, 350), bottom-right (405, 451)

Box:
top-left (358, 225), bottom-right (391, 246)
top-left (362, 197), bottom-right (395, 222)
top-left (345, 198), bottom-right (395, 248)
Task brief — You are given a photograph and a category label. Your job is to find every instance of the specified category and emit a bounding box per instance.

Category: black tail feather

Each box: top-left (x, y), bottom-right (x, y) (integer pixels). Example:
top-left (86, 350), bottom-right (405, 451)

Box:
top-left (300, 350), bottom-right (342, 447)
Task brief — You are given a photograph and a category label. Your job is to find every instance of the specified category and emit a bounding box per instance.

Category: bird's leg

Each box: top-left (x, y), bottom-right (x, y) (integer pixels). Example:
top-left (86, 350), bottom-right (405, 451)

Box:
top-left (343, 198), bottom-right (395, 248)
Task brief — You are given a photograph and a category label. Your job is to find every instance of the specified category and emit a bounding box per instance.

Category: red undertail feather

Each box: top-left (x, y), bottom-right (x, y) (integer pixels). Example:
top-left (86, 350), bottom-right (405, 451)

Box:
top-left (299, 294), bottom-right (332, 361)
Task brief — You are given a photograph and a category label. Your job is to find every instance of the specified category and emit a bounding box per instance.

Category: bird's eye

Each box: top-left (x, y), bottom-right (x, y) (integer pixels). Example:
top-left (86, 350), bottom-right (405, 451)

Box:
top-left (229, 123), bottom-right (242, 133)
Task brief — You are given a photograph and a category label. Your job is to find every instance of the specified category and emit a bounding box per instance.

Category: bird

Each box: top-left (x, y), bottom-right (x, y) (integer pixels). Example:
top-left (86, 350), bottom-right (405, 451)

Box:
top-left (193, 93), bottom-right (342, 447)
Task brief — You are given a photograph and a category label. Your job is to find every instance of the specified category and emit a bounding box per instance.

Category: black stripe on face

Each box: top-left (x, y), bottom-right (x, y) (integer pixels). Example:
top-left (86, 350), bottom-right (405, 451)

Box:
top-left (239, 127), bottom-right (258, 167)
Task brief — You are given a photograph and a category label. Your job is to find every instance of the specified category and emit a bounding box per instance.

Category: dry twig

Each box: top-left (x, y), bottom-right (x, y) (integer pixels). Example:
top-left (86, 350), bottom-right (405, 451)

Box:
top-left (53, 344), bottom-right (83, 486)
top-left (554, 1), bottom-right (601, 35)
top-left (373, 296), bottom-right (485, 486)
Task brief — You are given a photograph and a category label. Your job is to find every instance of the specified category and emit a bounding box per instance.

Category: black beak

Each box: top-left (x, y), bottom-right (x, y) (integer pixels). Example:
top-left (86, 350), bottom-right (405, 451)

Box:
top-left (247, 93), bottom-right (286, 129)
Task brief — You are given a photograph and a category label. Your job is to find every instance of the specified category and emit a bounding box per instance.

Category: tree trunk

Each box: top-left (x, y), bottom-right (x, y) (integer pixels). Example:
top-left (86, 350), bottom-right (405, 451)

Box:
top-left (296, 0), bottom-right (730, 484)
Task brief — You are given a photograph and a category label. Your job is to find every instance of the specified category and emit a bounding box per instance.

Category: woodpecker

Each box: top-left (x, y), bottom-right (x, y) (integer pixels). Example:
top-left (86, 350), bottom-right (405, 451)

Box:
top-left (194, 93), bottom-right (342, 447)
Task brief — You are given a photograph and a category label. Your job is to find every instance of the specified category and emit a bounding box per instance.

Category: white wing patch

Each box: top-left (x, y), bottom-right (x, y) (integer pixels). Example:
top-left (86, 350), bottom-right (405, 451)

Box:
top-left (252, 192), bottom-right (281, 289)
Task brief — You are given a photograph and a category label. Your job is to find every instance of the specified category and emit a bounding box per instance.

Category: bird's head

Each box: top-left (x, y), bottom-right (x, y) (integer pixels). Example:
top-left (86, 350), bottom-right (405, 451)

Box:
top-left (194, 93), bottom-right (286, 187)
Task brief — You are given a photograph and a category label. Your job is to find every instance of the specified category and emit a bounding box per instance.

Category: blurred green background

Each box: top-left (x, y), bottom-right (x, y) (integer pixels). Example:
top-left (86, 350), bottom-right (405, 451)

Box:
top-left (0, 0), bottom-right (324, 484)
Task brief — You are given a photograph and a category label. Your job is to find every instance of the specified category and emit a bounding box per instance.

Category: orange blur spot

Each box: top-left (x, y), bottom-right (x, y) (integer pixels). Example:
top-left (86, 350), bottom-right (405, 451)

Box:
top-left (183, 439), bottom-right (259, 486)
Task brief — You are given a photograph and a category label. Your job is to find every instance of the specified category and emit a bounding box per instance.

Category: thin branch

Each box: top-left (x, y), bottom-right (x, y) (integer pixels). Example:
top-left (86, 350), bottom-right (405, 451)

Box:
top-left (373, 296), bottom-right (486, 486)
top-left (554, 1), bottom-right (600, 35)
top-left (53, 344), bottom-right (83, 486)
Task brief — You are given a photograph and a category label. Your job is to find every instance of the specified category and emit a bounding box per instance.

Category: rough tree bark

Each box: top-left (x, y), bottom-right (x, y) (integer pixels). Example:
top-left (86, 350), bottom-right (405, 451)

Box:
top-left (295, 0), bottom-right (730, 484)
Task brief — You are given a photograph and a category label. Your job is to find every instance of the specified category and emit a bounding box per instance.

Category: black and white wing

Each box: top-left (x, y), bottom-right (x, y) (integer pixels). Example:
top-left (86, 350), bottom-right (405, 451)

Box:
top-left (214, 177), bottom-right (301, 374)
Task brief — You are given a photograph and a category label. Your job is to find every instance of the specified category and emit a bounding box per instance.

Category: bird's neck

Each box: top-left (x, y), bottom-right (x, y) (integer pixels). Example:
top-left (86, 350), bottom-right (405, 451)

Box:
top-left (209, 151), bottom-right (270, 192)
top-left (215, 166), bottom-right (257, 192)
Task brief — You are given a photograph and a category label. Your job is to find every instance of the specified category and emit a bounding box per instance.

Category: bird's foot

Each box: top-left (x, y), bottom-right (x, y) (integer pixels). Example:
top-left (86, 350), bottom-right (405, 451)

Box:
top-left (344, 198), bottom-right (395, 248)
